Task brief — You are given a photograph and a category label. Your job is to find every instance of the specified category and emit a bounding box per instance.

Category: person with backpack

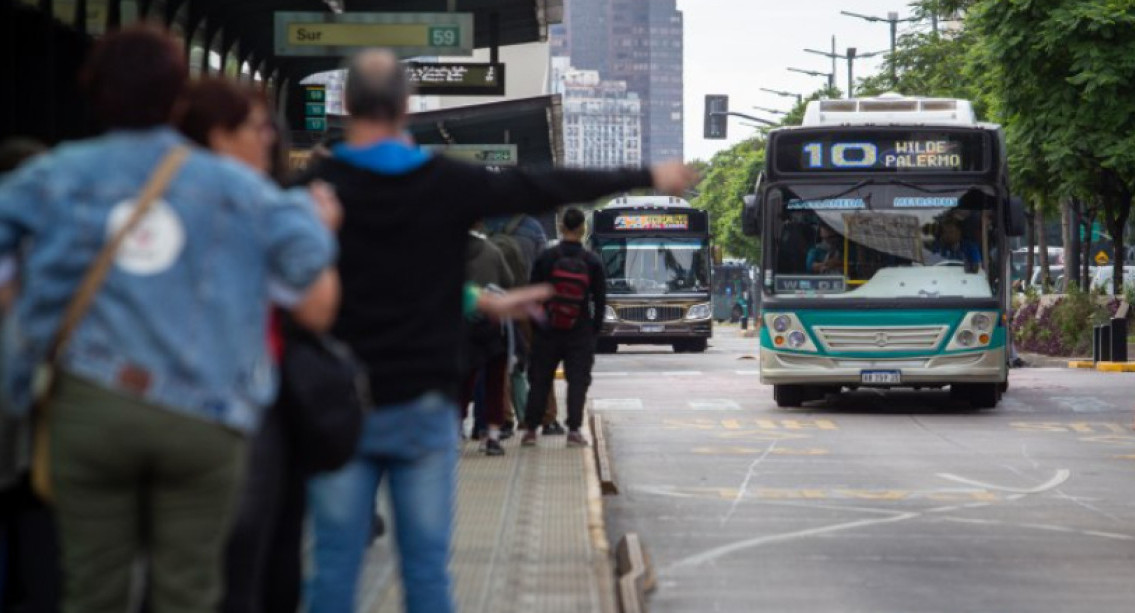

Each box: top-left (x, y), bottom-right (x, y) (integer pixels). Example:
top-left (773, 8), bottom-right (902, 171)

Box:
top-left (521, 208), bottom-right (606, 448)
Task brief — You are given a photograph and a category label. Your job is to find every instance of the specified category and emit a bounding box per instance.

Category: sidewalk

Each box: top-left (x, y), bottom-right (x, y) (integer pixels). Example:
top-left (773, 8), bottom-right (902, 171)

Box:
top-left (359, 415), bottom-right (616, 613)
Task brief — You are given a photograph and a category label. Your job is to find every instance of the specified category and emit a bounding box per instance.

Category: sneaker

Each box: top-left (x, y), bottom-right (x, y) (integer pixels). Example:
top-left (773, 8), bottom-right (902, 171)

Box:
top-left (500, 424), bottom-right (515, 440)
top-left (521, 430), bottom-right (538, 447)
top-left (566, 431), bottom-right (589, 448)
top-left (542, 421), bottom-right (566, 436)
top-left (484, 438), bottom-right (505, 456)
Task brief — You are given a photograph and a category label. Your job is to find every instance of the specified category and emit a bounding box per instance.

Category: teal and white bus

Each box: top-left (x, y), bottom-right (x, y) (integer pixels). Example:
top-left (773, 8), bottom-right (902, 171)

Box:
top-left (741, 95), bottom-right (1025, 408)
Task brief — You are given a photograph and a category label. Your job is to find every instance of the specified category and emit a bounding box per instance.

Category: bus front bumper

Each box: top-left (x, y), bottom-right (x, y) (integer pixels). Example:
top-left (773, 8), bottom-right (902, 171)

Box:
top-left (759, 347), bottom-right (1006, 386)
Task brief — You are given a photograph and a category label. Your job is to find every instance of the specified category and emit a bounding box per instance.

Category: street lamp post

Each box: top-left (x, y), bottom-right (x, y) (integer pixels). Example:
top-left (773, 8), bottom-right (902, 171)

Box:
top-left (752, 105), bottom-right (787, 116)
top-left (786, 67), bottom-right (835, 91)
top-left (805, 46), bottom-right (885, 98)
top-left (760, 87), bottom-right (803, 105)
top-left (839, 10), bottom-right (918, 84)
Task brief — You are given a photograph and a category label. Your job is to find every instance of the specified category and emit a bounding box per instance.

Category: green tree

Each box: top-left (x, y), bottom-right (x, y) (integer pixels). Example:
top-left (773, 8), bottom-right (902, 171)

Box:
top-left (965, 0), bottom-right (1135, 295)
top-left (692, 137), bottom-right (764, 260)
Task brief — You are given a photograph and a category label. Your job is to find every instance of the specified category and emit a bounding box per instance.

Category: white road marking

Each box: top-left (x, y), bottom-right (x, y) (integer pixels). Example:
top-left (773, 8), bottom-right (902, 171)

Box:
top-left (592, 398), bottom-right (644, 411)
top-left (658, 371), bottom-right (702, 376)
top-left (1051, 396), bottom-right (1116, 413)
top-left (689, 399), bottom-right (743, 411)
top-left (592, 372), bottom-right (630, 377)
top-left (735, 370), bottom-right (761, 375)
top-left (936, 469), bottom-right (1071, 494)
top-left (721, 440), bottom-right (779, 526)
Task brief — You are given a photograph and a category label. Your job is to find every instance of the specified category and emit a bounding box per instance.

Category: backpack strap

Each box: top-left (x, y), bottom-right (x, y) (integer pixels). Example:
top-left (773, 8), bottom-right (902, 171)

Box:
top-left (504, 214), bottom-right (525, 235)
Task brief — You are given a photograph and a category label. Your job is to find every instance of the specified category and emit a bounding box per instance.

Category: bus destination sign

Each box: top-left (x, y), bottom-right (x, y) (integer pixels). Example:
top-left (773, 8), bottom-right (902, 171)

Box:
top-left (614, 214), bottom-right (689, 231)
top-left (775, 130), bottom-right (987, 174)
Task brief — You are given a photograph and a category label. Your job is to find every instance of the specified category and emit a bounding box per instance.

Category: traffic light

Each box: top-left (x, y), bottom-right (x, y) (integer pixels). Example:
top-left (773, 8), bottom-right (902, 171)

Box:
top-left (704, 95), bottom-right (728, 139)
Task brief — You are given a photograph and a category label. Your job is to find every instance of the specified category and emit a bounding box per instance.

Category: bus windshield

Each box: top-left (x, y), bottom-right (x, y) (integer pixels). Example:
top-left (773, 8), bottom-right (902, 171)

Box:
top-left (596, 237), bottom-right (710, 295)
top-left (769, 183), bottom-right (999, 299)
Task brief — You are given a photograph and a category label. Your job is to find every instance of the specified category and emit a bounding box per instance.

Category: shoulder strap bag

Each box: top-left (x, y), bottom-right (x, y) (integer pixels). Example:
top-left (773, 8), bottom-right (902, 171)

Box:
top-left (30, 146), bottom-right (189, 503)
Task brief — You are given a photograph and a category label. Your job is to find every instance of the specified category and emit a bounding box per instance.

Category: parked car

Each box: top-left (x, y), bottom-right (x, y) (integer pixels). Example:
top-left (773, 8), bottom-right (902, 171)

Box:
top-left (1091, 265), bottom-right (1135, 294)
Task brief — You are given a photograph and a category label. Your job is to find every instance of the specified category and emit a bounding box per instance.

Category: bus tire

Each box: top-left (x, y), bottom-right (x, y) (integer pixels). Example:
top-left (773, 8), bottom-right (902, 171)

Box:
top-left (952, 383), bottom-right (1000, 409)
top-left (675, 339), bottom-right (708, 353)
top-left (596, 340), bottom-right (618, 354)
top-left (773, 384), bottom-right (805, 408)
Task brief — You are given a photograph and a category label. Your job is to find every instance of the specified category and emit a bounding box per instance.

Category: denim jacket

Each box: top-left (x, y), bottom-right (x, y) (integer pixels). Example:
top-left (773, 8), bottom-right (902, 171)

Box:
top-left (0, 127), bottom-right (335, 433)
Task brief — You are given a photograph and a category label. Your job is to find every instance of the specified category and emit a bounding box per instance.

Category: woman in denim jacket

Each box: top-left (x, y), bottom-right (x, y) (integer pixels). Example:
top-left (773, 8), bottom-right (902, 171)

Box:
top-left (0, 26), bottom-right (337, 613)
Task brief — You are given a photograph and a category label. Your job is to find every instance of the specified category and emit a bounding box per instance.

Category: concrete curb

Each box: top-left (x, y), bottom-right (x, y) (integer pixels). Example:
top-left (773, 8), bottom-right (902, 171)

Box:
top-left (1096, 361), bottom-right (1135, 372)
top-left (590, 413), bottom-right (619, 495)
top-left (582, 425), bottom-right (619, 613)
top-left (615, 533), bottom-right (655, 613)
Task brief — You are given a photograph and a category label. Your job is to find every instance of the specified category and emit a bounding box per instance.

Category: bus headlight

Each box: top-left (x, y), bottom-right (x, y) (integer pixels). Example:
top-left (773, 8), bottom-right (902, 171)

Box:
top-left (763, 313), bottom-right (819, 353)
top-left (604, 306), bottom-right (618, 322)
top-left (971, 313), bottom-right (992, 332)
top-left (956, 330), bottom-right (976, 347)
top-left (946, 311), bottom-right (998, 350)
top-left (685, 303), bottom-right (712, 320)
top-left (772, 315), bottom-right (791, 333)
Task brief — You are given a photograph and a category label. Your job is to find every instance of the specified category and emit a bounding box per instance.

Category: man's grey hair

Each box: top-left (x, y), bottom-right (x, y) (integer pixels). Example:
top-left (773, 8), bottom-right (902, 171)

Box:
top-left (344, 49), bottom-right (413, 121)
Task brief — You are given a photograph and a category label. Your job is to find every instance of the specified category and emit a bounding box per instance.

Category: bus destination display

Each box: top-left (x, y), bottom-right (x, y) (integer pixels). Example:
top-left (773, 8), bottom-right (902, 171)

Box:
top-left (614, 214), bottom-right (689, 231)
top-left (774, 131), bottom-right (987, 173)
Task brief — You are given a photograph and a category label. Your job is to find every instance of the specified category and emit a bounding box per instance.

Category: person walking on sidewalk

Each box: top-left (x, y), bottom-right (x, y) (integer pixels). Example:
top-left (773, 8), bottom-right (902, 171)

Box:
top-left (297, 49), bottom-right (697, 613)
top-left (521, 208), bottom-right (606, 448)
top-left (461, 225), bottom-right (514, 455)
top-left (0, 26), bottom-right (337, 613)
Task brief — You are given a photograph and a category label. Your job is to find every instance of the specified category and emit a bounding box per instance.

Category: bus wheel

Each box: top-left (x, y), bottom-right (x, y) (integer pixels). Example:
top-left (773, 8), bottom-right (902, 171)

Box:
top-left (674, 339), bottom-right (708, 353)
top-left (773, 384), bottom-right (805, 408)
top-left (951, 383), bottom-right (1000, 409)
top-left (596, 340), bottom-right (618, 354)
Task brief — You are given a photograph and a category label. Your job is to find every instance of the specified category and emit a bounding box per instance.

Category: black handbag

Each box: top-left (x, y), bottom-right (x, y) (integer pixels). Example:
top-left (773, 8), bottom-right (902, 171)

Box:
top-left (278, 316), bottom-right (371, 474)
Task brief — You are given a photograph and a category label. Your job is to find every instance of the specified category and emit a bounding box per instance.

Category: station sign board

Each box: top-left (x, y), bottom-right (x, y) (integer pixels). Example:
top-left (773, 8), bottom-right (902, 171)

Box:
top-left (274, 12), bottom-right (474, 57)
top-left (405, 62), bottom-right (506, 96)
top-left (303, 85), bottom-right (327, 131)
top-left (423, 144), bottom-right (518, 168)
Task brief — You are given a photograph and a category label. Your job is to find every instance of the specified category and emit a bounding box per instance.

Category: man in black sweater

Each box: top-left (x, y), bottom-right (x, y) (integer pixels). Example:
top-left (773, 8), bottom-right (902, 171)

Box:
top-left (521, 208), bottom-right (606, 447)
top-left (300, 49), bottom-right (697, 613)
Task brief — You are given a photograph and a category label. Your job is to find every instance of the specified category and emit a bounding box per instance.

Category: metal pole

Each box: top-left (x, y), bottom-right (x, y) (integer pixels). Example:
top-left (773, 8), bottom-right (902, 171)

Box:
top-left (888, 11), bottom-right (898, 85)
top-left (830, 35), bottom-right (837, 86)
top-left (846, 48), bottom-right (856, 98)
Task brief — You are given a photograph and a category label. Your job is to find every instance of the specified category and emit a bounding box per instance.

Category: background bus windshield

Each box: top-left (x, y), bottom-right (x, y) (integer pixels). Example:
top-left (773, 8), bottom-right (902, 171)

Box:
top-left (770, 186), bottom-right (999, 299)
top-left (597, 238), bottom-right (710, 295)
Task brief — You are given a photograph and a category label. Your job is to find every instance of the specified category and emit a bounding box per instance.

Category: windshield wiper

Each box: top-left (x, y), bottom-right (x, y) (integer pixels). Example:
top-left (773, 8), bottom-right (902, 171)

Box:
top-left (787, 179), bottom-right (877, 204)
top-left (786, 179), bottom-right (976, 204)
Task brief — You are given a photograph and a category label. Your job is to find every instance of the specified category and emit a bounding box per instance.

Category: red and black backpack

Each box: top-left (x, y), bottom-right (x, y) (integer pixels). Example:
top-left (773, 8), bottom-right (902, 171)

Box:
top-left (546, 246), bottom-right (591, 330)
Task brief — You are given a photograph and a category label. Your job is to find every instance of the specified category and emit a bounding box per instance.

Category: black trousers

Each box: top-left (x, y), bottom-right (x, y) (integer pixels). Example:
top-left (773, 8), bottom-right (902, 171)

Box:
top-left (524, 328), bottom-right (595, 431)
top-left (221, 406), bottom-right (307, 613)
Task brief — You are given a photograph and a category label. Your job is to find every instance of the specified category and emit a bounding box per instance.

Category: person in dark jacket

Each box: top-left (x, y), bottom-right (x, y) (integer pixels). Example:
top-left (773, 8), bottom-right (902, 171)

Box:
top-left (297, 49), bottom-right (697, 613)
top-left (520, 209), bottom-right (606, 447)
top-left (461, 226), bottom-right (514, 455)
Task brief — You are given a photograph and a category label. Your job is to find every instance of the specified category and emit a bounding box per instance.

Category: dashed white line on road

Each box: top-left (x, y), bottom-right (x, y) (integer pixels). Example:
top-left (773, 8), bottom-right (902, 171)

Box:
top-left (592, 398), bottom-right (644, 411)
top-left (689, 399), bottom-right (743, 411)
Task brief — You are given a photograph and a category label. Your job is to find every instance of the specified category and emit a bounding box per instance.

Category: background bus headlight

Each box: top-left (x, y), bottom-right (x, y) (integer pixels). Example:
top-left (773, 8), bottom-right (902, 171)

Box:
top-left (956, 330), bottom-right (976, 347)
top-left (604, 306), bottom-right (618, 322)
top-left (787, 330), bottom-right (807, 348)
top-left (685, 303), bottom-right (712, 320)
top-left (772, 315), bottom-right (791, 333)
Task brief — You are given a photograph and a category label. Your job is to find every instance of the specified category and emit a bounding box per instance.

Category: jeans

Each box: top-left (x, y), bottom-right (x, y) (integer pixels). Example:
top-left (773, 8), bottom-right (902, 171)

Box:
top-left (306, 393), bottom-right (459, 613)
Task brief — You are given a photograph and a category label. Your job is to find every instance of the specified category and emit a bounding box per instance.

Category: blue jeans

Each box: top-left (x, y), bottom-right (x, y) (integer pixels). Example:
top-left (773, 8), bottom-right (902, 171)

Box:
top-left (305, 393), bottom-right (459, 613)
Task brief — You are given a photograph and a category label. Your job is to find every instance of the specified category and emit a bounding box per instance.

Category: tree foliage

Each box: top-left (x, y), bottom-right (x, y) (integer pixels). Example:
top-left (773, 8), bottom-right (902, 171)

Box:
top-left (691, 136), bottom-right (763, 260)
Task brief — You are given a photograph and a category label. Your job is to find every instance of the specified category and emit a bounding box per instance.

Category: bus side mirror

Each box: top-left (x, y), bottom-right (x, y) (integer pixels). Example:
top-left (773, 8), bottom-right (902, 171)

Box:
top-left (1006, 196), bottom-right (1026, 237)
top-left (741, 193), bottom-right (761, 236)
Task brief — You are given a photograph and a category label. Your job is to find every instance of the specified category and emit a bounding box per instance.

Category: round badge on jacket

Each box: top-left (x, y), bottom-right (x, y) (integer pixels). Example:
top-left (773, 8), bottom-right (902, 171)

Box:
top-left (106, 199), bottom-right (186, 275)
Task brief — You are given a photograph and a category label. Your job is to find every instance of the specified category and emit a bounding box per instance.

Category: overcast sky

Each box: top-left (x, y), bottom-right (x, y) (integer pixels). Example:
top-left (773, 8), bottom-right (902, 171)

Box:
top-left (678, 0), bottom-right (934, 162)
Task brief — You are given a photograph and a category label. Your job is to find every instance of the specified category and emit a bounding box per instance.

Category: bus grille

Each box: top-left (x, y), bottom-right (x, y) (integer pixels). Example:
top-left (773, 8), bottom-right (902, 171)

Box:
top-left (618, 305), bottom-right (685, 322)
top-left (813, 326), bottom-right (948, 352)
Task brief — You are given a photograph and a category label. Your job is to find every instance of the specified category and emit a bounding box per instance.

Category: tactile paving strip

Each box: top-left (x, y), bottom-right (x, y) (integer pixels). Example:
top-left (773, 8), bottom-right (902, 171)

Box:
top-left (368, 413), bottom-right (616, 613)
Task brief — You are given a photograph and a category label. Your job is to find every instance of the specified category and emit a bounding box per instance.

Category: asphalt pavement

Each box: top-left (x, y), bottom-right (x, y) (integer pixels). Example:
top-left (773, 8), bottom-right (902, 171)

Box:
top-left (593, 326), bottom-right (1135, 613)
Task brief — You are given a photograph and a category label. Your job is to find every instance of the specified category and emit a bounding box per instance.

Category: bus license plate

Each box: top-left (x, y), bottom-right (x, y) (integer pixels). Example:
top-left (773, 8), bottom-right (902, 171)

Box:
top-left (861, 370), bottom-right (901, 385)
top-left (641, 325), bottom-right (665, 333)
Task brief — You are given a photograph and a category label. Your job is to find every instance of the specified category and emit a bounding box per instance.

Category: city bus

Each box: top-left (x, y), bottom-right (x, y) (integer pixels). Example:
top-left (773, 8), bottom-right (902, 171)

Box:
top-left (741, 95), bottom-right (1025, 408)
top-left (712, 261), bottom-right (756, 322)
top-left (591, 196), bottom-right (713, 353)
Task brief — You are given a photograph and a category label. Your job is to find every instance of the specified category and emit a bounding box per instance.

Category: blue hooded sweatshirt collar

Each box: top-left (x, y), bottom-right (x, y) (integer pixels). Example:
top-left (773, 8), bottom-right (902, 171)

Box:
top-left (332, 139), bottom-right (431, 175)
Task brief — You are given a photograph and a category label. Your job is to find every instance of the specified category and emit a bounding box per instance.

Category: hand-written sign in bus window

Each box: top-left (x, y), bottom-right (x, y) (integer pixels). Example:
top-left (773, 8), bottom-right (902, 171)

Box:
top-left (614, 214), bottom-right (689, 231)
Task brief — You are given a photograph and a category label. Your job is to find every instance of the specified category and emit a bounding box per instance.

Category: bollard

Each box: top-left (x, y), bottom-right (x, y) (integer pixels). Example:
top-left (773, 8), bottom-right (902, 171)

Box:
top-left (1093, 325), bottom-right (1104, 363)
top-left (1109, 317), bottom-right (1128, 363)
